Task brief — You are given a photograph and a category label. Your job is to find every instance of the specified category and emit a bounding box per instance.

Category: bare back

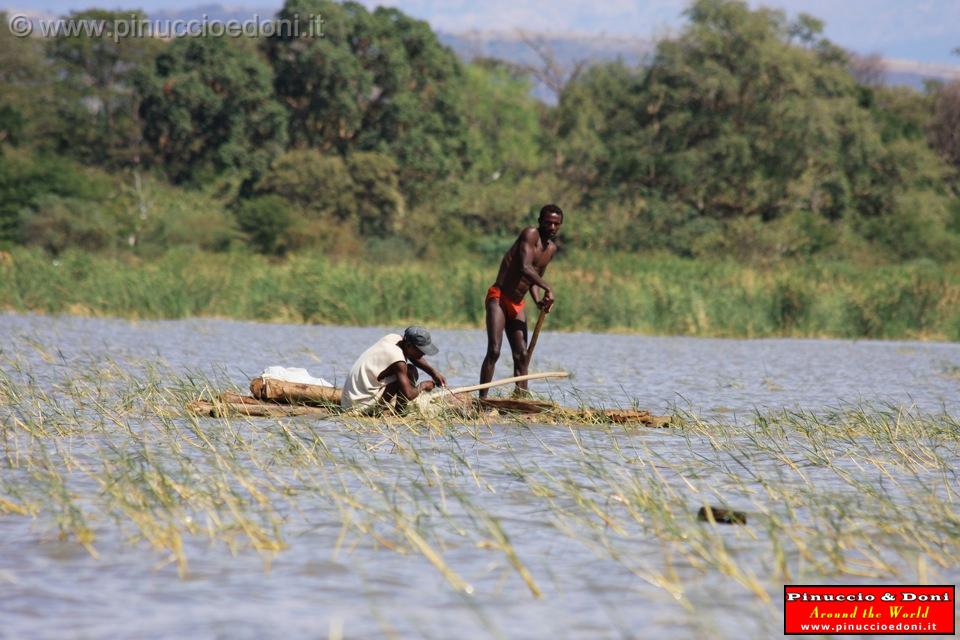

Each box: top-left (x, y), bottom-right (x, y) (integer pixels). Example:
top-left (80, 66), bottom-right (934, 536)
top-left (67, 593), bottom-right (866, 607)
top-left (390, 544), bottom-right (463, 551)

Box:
top-left (493, 227), bottom-right (557, 302)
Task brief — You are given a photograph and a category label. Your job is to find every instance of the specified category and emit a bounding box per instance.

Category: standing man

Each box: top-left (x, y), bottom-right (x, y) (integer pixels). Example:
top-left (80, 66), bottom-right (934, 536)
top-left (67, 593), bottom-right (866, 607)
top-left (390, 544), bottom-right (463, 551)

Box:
top-left (479, 204), bottom-right (563, 398)
top-left (341, 326), bottom-right (447, 414)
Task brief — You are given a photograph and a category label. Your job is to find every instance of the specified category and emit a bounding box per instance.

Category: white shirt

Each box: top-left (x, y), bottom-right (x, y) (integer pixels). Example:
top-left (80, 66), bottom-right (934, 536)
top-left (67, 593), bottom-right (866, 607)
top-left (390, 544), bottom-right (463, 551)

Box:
top-left (341, 334), bottom-right (406, 410)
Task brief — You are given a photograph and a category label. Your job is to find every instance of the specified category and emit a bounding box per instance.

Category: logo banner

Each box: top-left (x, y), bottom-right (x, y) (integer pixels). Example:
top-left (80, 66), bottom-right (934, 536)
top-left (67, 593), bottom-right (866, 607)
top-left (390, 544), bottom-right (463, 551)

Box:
top-left (784, 585), bottom-right (955, 635)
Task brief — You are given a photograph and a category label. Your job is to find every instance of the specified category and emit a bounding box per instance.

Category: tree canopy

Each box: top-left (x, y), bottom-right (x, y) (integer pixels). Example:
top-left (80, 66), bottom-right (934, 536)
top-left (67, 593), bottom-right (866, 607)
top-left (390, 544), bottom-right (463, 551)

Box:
top-left (137, 35), bottom-right (288, 183)
top-left (553, 0), bottom-right (958, 259)
top-left (265, 0), bottom-right (469, 201)
top-left (0, 0), bottom-right (956, 261)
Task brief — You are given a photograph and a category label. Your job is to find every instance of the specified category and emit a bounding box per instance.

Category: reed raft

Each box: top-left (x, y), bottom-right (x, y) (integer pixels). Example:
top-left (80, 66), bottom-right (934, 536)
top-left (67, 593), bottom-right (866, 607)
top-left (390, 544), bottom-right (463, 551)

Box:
top-left (186, 377), bottom-right (671, 428)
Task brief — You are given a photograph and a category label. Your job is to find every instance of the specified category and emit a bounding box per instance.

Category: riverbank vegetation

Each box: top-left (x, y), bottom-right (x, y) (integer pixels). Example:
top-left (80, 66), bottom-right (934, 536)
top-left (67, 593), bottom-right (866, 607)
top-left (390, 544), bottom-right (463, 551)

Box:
top-left (3, 247), bottom-right (960, 339)
top-left (1, 0), bottom-right (959, 338)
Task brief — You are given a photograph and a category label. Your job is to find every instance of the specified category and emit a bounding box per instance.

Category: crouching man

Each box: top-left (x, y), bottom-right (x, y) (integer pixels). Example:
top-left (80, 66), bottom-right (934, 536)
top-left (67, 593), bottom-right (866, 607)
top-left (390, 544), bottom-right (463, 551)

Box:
top-left (340, 326), bottom-right (447, 414)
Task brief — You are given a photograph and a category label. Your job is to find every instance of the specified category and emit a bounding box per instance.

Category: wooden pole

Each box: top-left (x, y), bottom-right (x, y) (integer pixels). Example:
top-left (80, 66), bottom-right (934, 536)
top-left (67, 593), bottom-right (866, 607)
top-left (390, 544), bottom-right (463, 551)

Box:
top-left (445, 371), bottom-right (568, 396)
top-left (526, 306), bottom-right (547, 368)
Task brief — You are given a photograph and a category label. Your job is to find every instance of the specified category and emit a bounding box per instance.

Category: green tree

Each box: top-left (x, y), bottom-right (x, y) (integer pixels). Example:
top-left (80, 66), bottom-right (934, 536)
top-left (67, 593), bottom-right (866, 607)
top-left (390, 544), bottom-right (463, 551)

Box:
top-left (123, 175), bottom-right (242, 255)
top-left (929, 81), bottom-right (960, 169)
top-left (0, 149), bottom-right (111, 247)
top-left (46, 10), bottom-right (162, 167)
top-left (0, 104), bottom-right (24, 147)
top-left (247, 148), bottom-right (404, 242)
top-left (423, 60), bottom-right (558, 241)
top-left (137, 35), bottom-right (288, 183)
top-left (347, 151), bottom-right (403, 236)
top-left (620, 0), bottom-right (860, 219)
top-left (863, 85), bottom-right (935, 143)
top-left (234, 194), bottom-right (294, 255)
top-left (461, 62), bottom-right (546, 182)
top-left (0, 12), bottom-right (55, 147)
top-left (19, 194), bottom-right (115, 254)
top-left (265, 0), bottom-right (468, 201)
top-left (251, 149), bottom-right (355, 219)
top-left (555, 0), bottom-right (957, 260)
top-left (554, 61), bottom-right (638, 203)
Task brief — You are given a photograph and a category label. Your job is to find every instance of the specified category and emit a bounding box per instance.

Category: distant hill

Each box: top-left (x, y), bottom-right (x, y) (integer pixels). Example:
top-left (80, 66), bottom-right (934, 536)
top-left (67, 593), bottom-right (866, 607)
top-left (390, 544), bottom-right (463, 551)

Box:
top-left (438, 30), bottom-right (960, 98)
top-left (150, 3), bottom-right (277, 23)
top-left (882, 58), bottom-right (960, 90)
top-left (436, 30), bottom-right (652, 102)
top-left (437, 30), bottom-right (653, 68)
top-left (144, 5), bottom-right (960, 93)
top-left (13, 4), bottom-right (960, 97)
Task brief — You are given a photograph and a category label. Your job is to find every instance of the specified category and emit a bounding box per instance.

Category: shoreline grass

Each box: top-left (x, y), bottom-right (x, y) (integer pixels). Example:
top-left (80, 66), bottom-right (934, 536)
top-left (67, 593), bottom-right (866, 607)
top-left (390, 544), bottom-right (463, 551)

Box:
top-left (2, 247), bottom-right (960, 340)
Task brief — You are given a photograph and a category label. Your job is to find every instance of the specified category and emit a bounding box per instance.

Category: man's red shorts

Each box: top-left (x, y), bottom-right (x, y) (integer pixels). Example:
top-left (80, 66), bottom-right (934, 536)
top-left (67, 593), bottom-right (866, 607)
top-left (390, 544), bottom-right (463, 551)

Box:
top-left (485, 285), bottom-right (525, 320)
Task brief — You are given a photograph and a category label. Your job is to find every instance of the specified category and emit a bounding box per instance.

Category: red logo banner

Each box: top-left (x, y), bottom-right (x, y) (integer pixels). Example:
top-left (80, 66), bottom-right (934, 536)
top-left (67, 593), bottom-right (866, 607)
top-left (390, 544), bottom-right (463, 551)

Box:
top-left (784, 585), bottom-right (955, 635)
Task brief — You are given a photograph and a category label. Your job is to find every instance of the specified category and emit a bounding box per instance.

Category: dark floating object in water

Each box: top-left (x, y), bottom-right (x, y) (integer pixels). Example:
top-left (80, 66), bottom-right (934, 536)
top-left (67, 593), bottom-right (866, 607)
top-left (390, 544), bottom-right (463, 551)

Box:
top-left (697, 505), bottom-right (747, 525)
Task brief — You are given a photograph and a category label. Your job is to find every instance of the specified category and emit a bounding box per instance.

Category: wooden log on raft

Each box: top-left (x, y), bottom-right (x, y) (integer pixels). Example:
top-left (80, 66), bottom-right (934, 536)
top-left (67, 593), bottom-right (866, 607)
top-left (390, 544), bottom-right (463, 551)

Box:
top-left (477, 397), bottom-right (557, 414)
top-left (250, 377), bottom-right (342, 406)
top-left (187, 396), bottom-right (337, 418)
top-left (219, 391), bottom-right (268, 405)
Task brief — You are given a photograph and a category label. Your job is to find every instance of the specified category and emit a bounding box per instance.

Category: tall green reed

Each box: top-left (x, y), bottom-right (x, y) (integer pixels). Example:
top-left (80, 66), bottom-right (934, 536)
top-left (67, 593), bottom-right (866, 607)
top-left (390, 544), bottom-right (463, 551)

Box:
top-left (2, 247), bottom-right (959, 338)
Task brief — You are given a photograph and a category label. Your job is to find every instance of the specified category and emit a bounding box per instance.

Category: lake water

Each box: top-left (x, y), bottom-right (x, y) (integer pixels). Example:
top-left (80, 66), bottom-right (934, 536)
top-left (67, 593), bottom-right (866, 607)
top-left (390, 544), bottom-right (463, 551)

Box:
top-left (1, 314), bottom-right (958, 639)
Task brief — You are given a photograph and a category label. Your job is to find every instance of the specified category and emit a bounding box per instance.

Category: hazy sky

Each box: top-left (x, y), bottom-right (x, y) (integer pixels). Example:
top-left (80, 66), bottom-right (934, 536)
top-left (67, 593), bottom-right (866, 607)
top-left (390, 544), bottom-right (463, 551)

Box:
top-left (8, 0), bottom-right (959, 64)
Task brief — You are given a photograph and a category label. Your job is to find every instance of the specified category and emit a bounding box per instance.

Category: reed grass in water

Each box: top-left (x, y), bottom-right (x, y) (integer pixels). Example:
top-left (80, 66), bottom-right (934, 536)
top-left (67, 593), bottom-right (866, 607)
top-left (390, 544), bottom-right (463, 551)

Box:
top-left (1, 349), bottom-right (958, 636)
top-left (2, 247), bottom-right (960, 339)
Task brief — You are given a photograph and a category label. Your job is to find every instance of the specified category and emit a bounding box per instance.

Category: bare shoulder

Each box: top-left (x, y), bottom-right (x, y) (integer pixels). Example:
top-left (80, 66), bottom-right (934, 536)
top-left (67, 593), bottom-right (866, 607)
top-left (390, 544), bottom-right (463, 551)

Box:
top-left (519, 227), bottom-right (539, 243)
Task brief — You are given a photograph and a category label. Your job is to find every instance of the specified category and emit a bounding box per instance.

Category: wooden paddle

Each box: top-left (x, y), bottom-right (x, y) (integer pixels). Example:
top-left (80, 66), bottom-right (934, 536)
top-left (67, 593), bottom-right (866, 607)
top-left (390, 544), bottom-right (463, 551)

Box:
top-left (414, 371), bottom-right (569, 416)
top-left (526, 304), bottom-right (547, 368)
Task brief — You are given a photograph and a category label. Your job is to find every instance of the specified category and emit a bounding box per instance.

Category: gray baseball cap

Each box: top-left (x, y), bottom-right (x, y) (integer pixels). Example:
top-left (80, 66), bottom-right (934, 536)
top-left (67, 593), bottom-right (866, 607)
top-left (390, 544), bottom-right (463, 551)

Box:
top-left (403, 326), bottom-right (439, 356)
